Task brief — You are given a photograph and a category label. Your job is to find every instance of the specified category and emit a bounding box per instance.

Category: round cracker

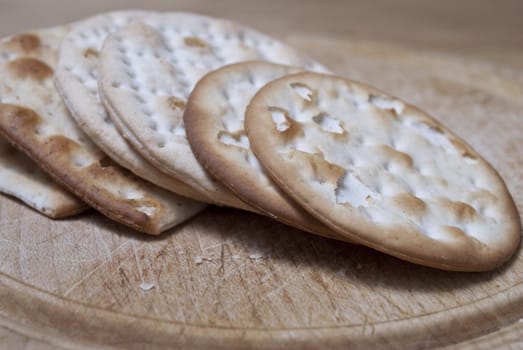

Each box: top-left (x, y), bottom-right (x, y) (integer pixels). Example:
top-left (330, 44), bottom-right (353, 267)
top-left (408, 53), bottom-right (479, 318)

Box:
top-left (245, 72), bottom-right (521, 271)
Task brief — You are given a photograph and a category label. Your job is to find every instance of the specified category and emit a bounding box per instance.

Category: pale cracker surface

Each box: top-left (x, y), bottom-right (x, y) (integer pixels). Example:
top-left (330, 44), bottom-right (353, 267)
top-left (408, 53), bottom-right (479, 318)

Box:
top-left (184, 61), bottom-right (349, 241)
top-left (245, 72), bottom-right (521, 271)
top-left (0, 26), bottom-right (206, 235)
top-left (98, 12), bottom-right (326, 209)
top-left (55, 11), bottom-right (206, 202)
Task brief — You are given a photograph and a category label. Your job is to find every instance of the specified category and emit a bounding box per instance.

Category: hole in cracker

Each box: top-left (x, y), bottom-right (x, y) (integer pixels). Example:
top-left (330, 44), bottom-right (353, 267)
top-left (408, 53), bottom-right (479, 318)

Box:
top-left (312, 112), bottom-right (344, 134)
top-left (34, 125), bottom-right (51, 137)
top-left (335, 172), bottom-right (376, 207)
top-left (125, 69), bottom-right (135, 79)
top-left (148, 119), bottom-right (158, 131)
top-left (290, 82), bottom-right (314, 102)
top-left (268, 106), bottom-right (291, 132)
top-left (111, 81), bottom-right (120, 88)
top-left (142, 107), bottom-right (153, 116)
top-left (122, 57), bottom-right (131, 66)
top-left (157, 136), bottom-right (167, 148)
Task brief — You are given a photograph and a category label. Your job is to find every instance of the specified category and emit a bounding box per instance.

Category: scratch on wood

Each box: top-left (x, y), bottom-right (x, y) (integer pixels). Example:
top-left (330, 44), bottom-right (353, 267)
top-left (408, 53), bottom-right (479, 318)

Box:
top-left (195, 231), bottom-right (204, 255)
top-left (220, 261), bottom-right (247, 281)
top-left (132, 241), bottom-right (147, 286)
top-left (63, 241), bottom-right (131, 296)
top-left (266, 279), bottom-right (293, 299)
top-left (202, 242), bottom-right (223, 252)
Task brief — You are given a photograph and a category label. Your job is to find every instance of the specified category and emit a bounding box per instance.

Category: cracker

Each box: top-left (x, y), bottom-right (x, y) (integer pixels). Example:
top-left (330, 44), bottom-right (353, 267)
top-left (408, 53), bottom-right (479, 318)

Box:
top-left (0, 135), bottom-right (87, 218)
top-left (55, 11), bottom-right (206, 202)
top-left (0, 26), bottom-right (206, 235)
top-left (98, 13), bottom-right (326, 209)
top-left (245, 72), bottom-right (521, 271)
top-left (184, 61), bottom-right (349, 241)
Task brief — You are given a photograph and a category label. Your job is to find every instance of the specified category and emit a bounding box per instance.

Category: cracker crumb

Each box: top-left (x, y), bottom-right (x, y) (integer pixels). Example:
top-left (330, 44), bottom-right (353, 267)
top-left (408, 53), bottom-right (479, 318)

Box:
top-left (249, 252), bottom-right (263, 260)
top-left (195, 255), bottom-right (213, 264)
top-left (139, 282), bottom-right (155, 291)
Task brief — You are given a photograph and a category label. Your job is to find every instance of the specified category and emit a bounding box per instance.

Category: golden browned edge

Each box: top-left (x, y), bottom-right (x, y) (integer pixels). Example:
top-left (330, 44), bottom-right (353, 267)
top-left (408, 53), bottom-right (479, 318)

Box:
top-left (245, 72), bottom-right (521, 271)
top-left (0, 103), bottom-right (170, 235)
top-left (184, 62), bottom-right (351, 242)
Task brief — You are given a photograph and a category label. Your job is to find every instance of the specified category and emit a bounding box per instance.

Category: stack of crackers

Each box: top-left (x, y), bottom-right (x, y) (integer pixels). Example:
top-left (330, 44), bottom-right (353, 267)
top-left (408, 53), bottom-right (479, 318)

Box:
top-left (0, 11), bottom-right (519, 271)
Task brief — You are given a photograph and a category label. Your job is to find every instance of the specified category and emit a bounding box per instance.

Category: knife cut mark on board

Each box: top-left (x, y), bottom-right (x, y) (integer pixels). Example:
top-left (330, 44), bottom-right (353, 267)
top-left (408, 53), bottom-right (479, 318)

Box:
top-left (63, 240), bottom-right (131, 297)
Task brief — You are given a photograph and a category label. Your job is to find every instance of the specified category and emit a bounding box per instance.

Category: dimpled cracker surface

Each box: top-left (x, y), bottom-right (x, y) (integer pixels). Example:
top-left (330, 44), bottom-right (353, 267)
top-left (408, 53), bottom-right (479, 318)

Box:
top-left (55, 11), bottom-right (206, 202)
top-left (99, 12), bottom-right (326, 209)
top-left (0, 26), bottom-right (206, 235)
top-left (185, 61), bottom-right (349, 241)
top-left (245, 72), bottom-right (521, 271)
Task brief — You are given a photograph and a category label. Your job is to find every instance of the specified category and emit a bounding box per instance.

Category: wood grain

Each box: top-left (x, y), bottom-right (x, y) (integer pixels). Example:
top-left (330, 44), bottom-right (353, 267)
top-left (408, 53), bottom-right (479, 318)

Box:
top-left (0, 39), bottom-right (522, 349)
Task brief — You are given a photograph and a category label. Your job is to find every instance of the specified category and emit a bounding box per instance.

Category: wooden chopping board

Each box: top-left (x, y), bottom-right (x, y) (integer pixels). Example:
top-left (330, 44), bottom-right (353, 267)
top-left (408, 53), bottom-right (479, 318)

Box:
top-left (0, 37), bottom-right (522, 349)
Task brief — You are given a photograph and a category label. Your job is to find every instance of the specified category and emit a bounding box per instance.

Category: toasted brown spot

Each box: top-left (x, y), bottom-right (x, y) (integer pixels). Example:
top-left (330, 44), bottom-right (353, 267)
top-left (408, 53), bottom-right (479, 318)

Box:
top-left (439, 226), bottom-right (468, 240)
top-left (168, 96), bottom-right (186, 110)
top-left (377, 145), bottom-right (413, 169)
top-left (43, 135), bottom-right (83, 157)
top-left (448, 200), bottom-right (478, 221)
top-left (184, 36), bottom-right (208, 48)
top-left (392, 193), bottom-right (426, 218)
top-left (0, 104), bottom-right (41, 129)
top-left (301, 151), bottom-right (345, 185)
top-left (83, 48), bottom-right (99, 58)
top-left (8, 34), bottom-right (41, 52)
top-left (7, 58), bottom-right (53, 80)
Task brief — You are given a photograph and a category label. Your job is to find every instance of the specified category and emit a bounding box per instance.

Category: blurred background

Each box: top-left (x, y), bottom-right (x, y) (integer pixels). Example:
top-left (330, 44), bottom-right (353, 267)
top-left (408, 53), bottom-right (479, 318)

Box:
top-left (0, 0), bottom-right (522, 68)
